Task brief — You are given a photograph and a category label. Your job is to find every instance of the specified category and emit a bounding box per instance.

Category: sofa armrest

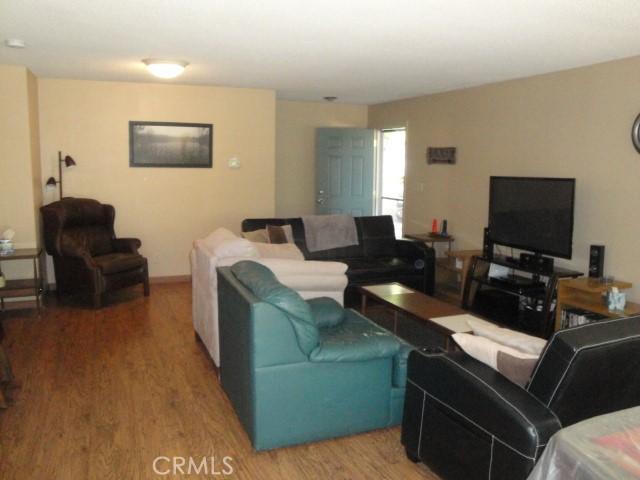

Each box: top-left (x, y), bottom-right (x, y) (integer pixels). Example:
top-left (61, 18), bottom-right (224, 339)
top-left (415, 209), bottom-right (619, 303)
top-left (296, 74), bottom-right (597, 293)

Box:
top-left (393, 343), bottom-right (413, 388)
top-left (112, 238), bottom-right (141, 254)
top-left (210, 248), bottom-right (347, 300)
top-left (59, 237), bottom-right (96, 269)
top-left (406, 350), bottom-right (561, 459)
top-left (394, 239), bottom-right (435, 262)
top-left (256, 259), bottom-right (348, 304)
top-left (394, 239), bottom-right (436, 294)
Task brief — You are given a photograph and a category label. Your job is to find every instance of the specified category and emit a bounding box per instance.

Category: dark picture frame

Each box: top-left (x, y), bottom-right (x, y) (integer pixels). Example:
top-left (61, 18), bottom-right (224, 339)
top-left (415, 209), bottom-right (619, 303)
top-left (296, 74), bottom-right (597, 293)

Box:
top-left (129, 121), bottom-right (213, 168)
top-left (427, 147), bottom-right (456, 165)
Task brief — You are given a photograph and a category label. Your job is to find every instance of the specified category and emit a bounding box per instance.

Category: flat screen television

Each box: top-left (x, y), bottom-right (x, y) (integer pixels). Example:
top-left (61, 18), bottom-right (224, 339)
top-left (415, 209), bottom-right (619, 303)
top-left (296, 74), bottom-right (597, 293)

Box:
top-left (488, 176), bottom-right (575, 259)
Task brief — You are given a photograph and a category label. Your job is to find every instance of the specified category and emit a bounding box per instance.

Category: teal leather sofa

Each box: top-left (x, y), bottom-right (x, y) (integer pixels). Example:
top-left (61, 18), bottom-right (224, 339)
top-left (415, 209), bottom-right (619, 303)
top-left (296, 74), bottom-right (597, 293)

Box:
top-left (217, 261), bottom-right (411, 451)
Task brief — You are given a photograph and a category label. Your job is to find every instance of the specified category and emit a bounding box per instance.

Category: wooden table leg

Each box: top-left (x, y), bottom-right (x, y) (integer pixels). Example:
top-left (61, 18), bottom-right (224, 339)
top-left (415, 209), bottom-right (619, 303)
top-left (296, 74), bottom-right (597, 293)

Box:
top-left (0, 344), bottom-right (13, 409)
top-left (361, 293), bottom-right (368, 314)
top-left (0, 344), bottom-right (14, 382)
top-left (33, 256), bottom-right (41, 315)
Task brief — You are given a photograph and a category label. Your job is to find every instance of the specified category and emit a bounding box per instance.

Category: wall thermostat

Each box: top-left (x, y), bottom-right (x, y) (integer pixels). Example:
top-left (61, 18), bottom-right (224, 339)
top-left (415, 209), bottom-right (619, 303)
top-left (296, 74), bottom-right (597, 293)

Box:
top-left (228, 157), bottom-right (240, 169)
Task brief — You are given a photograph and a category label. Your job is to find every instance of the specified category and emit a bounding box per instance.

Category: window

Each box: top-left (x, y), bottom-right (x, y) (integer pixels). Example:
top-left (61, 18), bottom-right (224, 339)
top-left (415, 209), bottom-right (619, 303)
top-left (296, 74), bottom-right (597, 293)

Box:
top-left (378, 128), bottom-right (406, 236)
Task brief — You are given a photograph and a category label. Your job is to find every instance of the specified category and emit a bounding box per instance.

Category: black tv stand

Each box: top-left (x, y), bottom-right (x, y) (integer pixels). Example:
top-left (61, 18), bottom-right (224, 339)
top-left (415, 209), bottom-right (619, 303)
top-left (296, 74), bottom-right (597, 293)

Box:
top-left (462, 255), bottom-right (582, 337)
top-left (491, 274), bottom-right (545, 290)
top-left (494, 252), bottom-right (555, 274)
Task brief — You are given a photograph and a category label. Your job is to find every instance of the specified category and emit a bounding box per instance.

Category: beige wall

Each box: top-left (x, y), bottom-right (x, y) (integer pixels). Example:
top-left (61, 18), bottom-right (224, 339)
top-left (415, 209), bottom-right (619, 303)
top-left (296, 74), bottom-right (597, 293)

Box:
top-left (0, 65), bottom-right (41, 279)
top-left (275, 100), bottom-right (368, 216)
top-left (38, 79), bottom-right (276, 277)
top-left (369, 55), bottom-right (640, 299)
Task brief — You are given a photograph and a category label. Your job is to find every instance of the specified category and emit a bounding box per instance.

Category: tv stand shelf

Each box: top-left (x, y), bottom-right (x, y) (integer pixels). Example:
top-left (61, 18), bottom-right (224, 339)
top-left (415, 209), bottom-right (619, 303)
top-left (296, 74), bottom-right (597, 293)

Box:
top-left (463, 256), bottom-right (582, 338)
top-left (487, 254), bottom-right (580, 278)
top-left (480, 275), bottom-right (547, 296)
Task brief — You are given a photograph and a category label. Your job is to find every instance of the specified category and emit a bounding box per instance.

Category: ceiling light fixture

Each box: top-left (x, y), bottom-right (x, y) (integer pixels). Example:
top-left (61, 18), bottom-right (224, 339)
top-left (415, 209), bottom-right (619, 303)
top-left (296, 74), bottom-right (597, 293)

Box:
top-left (142, 59), bottom-right (188, 79)
top-left (323, 96), bottom-right (337, 102)
top-left (5, 38), bottom-right (26, 49)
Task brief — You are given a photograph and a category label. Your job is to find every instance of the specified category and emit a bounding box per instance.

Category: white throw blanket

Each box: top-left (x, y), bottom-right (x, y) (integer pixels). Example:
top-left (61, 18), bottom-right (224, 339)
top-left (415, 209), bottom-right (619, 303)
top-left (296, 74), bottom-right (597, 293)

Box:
top-left (302, 214), bottom-right (359, 252)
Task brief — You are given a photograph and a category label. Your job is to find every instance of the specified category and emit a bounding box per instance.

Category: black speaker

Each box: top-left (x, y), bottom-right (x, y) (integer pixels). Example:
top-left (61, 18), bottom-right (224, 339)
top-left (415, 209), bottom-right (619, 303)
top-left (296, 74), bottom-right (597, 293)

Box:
top-left (483, 228), bottom-right (493, 259)
top-left (589, 245), bottom-right (605, 278)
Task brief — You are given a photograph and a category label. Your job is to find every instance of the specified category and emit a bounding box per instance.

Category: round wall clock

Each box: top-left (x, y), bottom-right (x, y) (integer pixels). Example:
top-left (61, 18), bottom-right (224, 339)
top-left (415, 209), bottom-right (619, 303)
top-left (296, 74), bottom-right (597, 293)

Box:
top-left (633, 113), bottom-right (640, 153)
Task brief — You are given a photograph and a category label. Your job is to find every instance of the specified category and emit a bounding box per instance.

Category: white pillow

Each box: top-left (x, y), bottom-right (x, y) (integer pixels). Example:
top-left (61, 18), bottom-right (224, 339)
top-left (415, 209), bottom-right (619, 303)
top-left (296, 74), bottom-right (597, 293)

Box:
top-left (452, 333), bottom-right (538, 369)
top-left (213, 238), bottom-right (259, 259)
top-left (251, 242), bottom-right (304, 260)
top-left (201, 228), bottom-right (238, 252)
top-left (467, 319), bottom-right (547, 355)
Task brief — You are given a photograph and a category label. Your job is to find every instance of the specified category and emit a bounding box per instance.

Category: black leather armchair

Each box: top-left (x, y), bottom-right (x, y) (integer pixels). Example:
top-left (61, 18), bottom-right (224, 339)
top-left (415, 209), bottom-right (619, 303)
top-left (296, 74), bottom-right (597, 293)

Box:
top-left (41, 197), bottom-right (149, 308)
top-left (401, 316), bottom-right (640, 480)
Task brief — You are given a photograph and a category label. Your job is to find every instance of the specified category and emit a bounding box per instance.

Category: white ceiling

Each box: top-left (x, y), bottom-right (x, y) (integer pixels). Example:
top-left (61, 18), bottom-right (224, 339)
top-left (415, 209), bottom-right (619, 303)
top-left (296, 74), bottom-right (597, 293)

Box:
top-left (1, 0), bottom-right (640, 104)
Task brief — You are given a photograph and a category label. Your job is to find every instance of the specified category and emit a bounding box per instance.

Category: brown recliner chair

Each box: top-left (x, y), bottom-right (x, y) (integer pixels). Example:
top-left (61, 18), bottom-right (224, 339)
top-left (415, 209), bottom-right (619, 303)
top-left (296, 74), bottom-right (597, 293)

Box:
top-left (41, 197), bottom-right (149, 308)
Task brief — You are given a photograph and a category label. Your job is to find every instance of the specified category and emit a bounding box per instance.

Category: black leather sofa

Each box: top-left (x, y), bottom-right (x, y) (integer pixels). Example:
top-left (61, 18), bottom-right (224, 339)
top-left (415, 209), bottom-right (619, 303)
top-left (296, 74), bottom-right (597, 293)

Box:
top-left (401, 315), bottom-right (640, 480)
top-left (241, 215), bottom-right (435, 306)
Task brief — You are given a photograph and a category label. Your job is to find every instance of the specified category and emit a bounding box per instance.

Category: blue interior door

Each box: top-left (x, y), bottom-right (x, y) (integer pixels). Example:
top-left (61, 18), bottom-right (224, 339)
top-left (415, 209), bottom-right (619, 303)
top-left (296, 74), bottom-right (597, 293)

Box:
top-left (315, 128), bottom-right (375, 216)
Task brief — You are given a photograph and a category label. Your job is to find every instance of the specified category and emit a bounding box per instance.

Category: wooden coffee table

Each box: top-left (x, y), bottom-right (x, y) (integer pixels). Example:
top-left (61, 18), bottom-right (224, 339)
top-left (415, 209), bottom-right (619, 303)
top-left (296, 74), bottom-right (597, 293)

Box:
top-left (359, 282), bottom-right (473, 350)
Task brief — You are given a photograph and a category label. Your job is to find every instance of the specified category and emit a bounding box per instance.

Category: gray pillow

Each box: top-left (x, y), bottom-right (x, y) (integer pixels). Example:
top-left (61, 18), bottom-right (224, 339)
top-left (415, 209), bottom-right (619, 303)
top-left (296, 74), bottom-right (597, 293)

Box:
top-left (497, 351), bottom-right (538, 387)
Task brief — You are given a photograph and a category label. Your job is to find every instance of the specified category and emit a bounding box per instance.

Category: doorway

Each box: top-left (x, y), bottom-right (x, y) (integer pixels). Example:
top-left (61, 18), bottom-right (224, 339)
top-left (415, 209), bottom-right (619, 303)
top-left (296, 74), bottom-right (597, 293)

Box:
top-left (377, 128), bottom-right (406, 236)
top-left (315, 128), bottom-right (375, 216)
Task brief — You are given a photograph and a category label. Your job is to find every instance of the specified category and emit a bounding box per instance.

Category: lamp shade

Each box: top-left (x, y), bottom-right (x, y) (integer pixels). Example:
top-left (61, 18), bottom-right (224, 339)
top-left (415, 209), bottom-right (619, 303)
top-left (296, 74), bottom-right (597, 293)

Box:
top-left (63, 155), bottom-right (76, 167)
top-left (45, 176), bottom-right (58, 188)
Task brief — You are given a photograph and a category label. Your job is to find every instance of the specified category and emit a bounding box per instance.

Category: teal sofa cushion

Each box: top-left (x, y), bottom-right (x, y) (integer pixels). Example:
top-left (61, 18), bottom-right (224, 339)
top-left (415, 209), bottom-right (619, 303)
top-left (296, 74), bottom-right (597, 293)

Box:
top-left (231, 261), bottom-right (319, 355)
top-left (309, 310), bottom-right (401, 362)
top-left (307, 297), bottom-right (345, 328)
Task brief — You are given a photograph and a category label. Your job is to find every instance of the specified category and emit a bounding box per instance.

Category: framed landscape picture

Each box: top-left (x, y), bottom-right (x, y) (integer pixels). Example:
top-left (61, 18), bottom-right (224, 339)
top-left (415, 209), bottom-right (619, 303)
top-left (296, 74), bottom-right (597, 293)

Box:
top-left (129, 121), bottom-right (213, 168)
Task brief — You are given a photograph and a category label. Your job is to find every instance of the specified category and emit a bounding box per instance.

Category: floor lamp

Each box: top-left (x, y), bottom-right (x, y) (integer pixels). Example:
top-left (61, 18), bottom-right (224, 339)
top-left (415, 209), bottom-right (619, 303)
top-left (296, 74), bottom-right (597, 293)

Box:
top-left (45, 151), bottom-right (76, 200)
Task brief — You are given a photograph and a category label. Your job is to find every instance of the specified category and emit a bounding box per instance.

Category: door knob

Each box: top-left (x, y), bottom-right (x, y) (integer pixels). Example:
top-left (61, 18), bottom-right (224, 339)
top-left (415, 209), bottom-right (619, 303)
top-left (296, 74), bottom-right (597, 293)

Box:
top-left (316, 197), bottom-right (324, 204)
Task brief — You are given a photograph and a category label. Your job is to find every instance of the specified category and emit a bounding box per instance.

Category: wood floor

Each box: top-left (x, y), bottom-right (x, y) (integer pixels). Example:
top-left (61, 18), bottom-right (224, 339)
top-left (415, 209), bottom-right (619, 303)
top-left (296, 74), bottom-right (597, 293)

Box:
top-left (0, 283), bottom-right (439, 479)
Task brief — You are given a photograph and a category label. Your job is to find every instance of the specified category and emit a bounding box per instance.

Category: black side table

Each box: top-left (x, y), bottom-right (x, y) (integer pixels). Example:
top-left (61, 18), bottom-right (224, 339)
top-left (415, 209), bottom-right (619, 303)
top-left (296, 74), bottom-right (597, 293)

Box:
top-left (0, 248), bottom-right (44, 314)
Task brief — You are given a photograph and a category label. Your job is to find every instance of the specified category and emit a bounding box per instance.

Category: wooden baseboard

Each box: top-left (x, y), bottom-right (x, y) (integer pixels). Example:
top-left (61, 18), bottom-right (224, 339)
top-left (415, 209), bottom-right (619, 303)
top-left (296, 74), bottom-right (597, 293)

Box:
top-left (44, 275), bottom-right (190, 291)
top-left (0, 299), bottom-right (38, 311)
top-left (150, 275), bottom-right (190, 285)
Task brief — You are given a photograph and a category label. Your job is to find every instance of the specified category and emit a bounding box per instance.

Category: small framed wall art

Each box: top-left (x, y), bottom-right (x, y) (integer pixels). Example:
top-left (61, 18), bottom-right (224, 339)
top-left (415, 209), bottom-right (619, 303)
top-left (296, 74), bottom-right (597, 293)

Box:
top-left (129, 121), bottom-right (213, 168)
top-left (427, 147), bottom-right (456, 165)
